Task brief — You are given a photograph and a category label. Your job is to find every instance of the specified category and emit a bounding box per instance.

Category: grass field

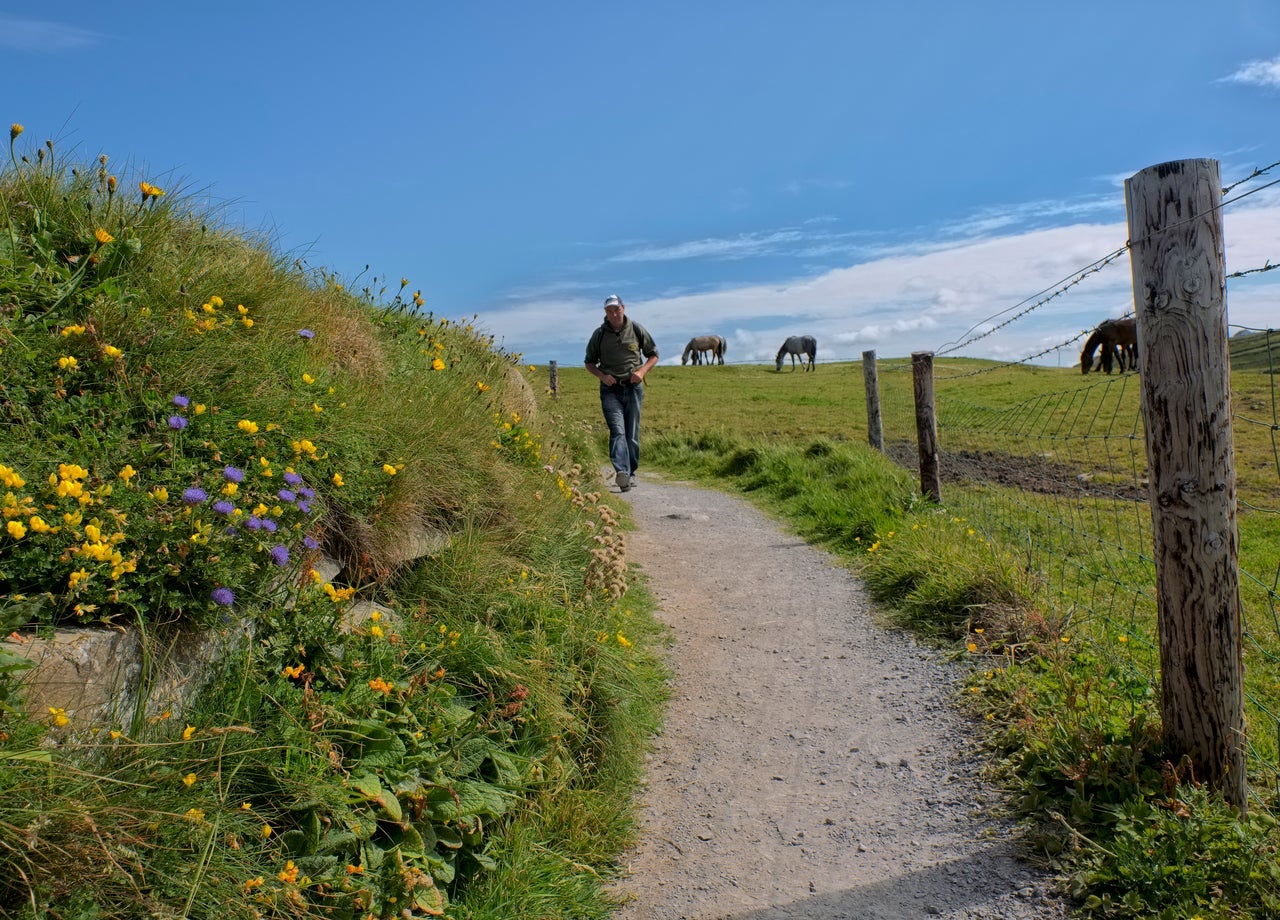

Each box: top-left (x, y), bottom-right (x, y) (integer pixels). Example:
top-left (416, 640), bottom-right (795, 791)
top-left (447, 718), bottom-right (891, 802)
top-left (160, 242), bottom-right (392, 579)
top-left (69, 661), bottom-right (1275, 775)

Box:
top-left (547, 343), bottom-right (1280, 918)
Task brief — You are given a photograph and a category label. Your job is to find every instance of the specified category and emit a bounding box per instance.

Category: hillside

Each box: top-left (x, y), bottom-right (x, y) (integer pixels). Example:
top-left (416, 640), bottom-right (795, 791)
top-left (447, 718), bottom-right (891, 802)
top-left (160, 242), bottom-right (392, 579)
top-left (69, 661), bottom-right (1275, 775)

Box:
top-left (0, 128), bottom-right (666, 918)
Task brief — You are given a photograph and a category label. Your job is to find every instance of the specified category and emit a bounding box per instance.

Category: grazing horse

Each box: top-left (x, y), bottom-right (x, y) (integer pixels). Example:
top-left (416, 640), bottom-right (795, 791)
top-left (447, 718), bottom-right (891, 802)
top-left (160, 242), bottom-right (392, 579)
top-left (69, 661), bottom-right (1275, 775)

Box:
top-left (682, 335), bottom-right (726, 365)
top-left (775, 335), bottom-right (817, 372)
top-left (1080, 317), bottom-right (1138, 375)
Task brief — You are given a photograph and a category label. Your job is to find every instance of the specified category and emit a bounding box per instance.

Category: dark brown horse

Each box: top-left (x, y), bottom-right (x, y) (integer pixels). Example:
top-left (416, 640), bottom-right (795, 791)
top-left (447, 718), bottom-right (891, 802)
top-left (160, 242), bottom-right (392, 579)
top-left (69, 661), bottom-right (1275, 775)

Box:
top-left (1080, 317), bottom-right (1138, 374)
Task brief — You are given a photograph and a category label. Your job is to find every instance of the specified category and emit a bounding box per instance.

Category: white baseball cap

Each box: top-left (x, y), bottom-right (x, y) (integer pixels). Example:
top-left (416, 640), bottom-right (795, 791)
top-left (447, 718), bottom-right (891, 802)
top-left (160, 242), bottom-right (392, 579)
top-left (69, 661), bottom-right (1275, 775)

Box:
top-left (603, 294), bottom-right (624, 308)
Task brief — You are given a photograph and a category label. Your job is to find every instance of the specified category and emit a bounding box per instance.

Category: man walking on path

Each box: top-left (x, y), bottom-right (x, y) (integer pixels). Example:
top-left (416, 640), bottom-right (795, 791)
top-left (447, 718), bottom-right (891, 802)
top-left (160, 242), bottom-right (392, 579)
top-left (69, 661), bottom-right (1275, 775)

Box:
top-left (584, 294), bottom-right (659, 492)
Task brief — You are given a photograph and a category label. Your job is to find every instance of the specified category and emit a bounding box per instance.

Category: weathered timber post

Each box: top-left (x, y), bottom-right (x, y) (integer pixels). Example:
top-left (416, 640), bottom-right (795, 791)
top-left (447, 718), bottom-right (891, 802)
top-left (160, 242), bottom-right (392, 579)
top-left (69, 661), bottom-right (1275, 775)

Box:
top-left (911, 351), bottom-right (941, 502)
top-left (549, 361), bottom-right (559, 399)
top-left (1125, 158), bottom-right (1245, 810)
top-left (863, 349), bottom-right (883, 452)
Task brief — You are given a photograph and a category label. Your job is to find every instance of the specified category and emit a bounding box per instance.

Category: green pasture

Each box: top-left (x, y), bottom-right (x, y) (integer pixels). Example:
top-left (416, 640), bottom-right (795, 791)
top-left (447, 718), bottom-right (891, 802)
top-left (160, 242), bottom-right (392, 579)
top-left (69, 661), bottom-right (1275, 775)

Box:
top-left (551, 349), bottom-right (1280, 918)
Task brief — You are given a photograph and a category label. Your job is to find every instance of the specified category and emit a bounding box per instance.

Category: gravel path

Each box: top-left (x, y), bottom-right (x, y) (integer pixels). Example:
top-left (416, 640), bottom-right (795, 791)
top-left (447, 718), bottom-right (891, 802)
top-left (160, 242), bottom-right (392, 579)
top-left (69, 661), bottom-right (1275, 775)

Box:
top-left (608, 472), bottom-right (1069, 920)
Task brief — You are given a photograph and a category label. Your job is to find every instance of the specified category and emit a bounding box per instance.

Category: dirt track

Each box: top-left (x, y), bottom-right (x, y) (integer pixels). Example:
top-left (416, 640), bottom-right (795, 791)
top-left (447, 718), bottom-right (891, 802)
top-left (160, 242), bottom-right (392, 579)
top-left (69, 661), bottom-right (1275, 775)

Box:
top-left (608, 472), bottom-right (1068, 920)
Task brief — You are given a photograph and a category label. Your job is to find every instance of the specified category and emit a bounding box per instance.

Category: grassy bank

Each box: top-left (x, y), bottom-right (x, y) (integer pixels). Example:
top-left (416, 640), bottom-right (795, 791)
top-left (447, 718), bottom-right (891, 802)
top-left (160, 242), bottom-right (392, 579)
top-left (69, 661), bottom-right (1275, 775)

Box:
top-left (0, 128), bottom-right (668, 918)
top-left (549, 356), bottom-right (1280, 920)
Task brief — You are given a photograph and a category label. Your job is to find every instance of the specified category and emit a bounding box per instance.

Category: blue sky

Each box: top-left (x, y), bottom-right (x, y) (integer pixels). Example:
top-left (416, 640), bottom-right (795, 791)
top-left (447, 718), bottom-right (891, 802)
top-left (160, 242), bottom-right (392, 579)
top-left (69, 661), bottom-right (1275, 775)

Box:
top-left (6, 2), bottom-right (1280, 367)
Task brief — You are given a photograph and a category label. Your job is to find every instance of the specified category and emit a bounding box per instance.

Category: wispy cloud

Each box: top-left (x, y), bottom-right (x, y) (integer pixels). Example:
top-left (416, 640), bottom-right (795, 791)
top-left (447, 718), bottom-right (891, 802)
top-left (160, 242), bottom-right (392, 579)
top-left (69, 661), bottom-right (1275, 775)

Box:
top-left (1219, 56), bottom-right (1280, 88)
top-left (610, 229), bottom-right (807, 263)
top-left (0, 15), bottom-right (98, 51)
top-left (783, 177), bottom-right (852, 195)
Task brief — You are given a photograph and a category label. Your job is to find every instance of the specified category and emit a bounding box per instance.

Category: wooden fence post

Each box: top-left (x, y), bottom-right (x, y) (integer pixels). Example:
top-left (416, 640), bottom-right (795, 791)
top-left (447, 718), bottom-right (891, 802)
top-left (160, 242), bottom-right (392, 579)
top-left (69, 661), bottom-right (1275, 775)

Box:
top-left (549, 361), bottom-right (558, 399)
top-left (1125, 158), bottom-right (1245, 810)
top-left (911, 351), bottom-right (941, 502)
top-left (863, 350), bottom-right (883, 452)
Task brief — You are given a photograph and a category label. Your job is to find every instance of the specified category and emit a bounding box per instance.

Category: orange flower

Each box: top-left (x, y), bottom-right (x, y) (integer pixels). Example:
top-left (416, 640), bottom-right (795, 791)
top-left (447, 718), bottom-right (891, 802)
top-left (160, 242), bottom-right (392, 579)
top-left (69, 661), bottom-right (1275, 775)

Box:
top-left (94, 227), bottom-right (114, 245)
top-left (368, 677), bottom-right (393, 694)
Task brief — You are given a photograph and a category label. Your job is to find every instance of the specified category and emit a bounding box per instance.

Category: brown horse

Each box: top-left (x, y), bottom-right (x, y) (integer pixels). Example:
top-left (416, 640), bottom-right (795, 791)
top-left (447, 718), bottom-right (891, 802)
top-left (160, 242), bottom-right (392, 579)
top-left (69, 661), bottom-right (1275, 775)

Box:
top-left (1080, 317), bottom-right (1138, 374)
top-left (682, 335), bottom-right (726, 365)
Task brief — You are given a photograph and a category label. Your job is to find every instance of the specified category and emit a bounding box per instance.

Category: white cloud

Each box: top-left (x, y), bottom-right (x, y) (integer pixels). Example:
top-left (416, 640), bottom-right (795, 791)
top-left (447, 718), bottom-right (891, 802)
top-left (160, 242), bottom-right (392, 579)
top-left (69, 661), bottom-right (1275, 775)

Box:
top-left (1220, 57), bottom-right (1280, 88)
top-left (0, 15), bottom-right (98, 51)
top-left (485, 195), bottom-right (1280, 366)
top-left (610, 229), bottom-right (805, 263)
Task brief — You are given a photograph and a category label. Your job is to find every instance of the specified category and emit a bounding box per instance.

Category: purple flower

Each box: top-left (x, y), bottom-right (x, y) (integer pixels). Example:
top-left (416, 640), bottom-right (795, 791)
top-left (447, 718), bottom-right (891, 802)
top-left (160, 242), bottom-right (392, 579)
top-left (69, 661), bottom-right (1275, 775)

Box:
top-left (182, 487), bottom-right (207, 504)
top-left (224, 526), bottom-right (239, 537)
top-left (223, 466), bottom-right (245, 483)
top-left (213, 500), bottom-right (235, 515)
top-left (303, 535), bottom-right (319, 550)
top-left (211, 587), bottom-right (234, 607)
top-left (298, 328), bottom-right (315, 340)
top-left (168, 415), bottom-right (188, 430)
top-left (172, 394), bottom-right (190, 408)
top-left (296, 500), bottom-right (312, 513)
top-left (283, 471), bottom-right (303, 486)
top-left (298, 487), bottom-right (315, 500)
top-left (245, 516), bottom-right (263, 531)
top-left (277, 489), bottom-right (297, 503)
top-left (261, 518), bottom-right (278, 533)
top-left (269, 545), bottom-right (290, 566)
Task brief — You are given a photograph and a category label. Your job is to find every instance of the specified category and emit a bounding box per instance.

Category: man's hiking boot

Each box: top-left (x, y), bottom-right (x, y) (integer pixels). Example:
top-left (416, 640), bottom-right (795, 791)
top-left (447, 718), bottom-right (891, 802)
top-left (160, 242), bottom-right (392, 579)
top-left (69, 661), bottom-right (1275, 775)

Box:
top-left (616, 471), bottom-right (631, 492)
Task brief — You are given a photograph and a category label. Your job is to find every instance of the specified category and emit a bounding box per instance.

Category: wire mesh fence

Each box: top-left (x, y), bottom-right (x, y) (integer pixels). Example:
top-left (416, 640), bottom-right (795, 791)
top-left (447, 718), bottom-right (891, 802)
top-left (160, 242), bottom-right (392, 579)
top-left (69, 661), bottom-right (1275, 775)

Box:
top-left (864, 158), bottom-right (1280, 807)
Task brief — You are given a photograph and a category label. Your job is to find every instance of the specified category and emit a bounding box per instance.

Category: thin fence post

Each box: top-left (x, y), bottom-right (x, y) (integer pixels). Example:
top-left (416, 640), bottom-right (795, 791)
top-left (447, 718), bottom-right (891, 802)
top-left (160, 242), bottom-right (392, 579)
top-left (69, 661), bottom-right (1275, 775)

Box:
top-left (1125, 157), bottom-right (1246, 810)
top-left (863, 349), bottom-right (883, 452)
top-left (549, 361), bottom-right (558, 399)
top-left (911, 351), bottom-right (941, 502)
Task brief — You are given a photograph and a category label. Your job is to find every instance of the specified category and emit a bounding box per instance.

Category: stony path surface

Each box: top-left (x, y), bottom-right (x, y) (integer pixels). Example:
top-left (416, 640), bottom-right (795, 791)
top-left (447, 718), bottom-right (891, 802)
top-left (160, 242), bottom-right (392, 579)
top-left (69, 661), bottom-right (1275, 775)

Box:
top-left (608, 473), bottom-right (1069, 920)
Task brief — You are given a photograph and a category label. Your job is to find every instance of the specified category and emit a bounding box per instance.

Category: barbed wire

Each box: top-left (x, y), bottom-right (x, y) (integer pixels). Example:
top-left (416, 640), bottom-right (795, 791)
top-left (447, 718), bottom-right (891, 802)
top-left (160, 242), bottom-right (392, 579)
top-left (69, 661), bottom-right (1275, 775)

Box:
top-left (934, 247), bottom-right (1130, 358)
top-left (1227, 260), bottom-right (1279, 280)
top-left (1222, 158), bottom-right (1280, 196)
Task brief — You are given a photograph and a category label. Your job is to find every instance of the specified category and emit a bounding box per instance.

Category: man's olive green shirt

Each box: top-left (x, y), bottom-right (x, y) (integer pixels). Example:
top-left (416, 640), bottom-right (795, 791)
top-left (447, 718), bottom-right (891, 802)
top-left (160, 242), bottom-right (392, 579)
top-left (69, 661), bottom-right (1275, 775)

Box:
top-left (584, 317), bottom-right (658, 378)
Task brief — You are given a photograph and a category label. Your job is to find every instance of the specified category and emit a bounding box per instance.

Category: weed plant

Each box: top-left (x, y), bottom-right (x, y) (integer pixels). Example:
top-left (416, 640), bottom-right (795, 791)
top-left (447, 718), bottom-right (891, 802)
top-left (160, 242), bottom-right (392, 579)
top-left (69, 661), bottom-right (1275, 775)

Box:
top-left (0, 127), bottom-right (667, 918)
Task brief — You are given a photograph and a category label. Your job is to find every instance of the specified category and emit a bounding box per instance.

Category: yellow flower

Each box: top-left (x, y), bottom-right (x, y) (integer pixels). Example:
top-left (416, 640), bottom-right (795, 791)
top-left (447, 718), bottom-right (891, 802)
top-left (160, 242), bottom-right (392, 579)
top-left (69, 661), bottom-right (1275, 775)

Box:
top-left (1118, 635), bottom-right (1129, 644)
top-left (150, 486), bottom-right (168, 501)
top-left (117, 464), bottom-right (137, 484)
top-left (9, 124), bottom-right (23, 141)
top-left (94, 227), bottom-right (114, 245)
top-left (369, 624), bottom-right (384, 639)
top-left (966, 642), bottom-right (978, 653)
top-left (278, 861), bottom-right (299, 884)
top-left (48, 707), bottom-right (69, 727)
top-left (332, 473), bottom-right (344, 487)
top-left (302, 372), bottom-right (315, 385)
top-left (57, 355), bottom-right (78, 370)
top-left (476, 381), bottom-right (489, 392)
top-left (244, 877), bottom-right (264, 893)
top-left (616, 632), bottom-right (632, 648)
top-left (261, 824), bottom-right (272, 838)
top-left (7, 520), bottom-right (26, 539)
top-left (28, 515), bottom-right (50, 534)
top-left (182, 724), bottom-right (196, 740)
top-left (61, 324), bottom-right (86, 336)
top-left (237, 419), bottom-right (259, 434)
top-left (312, 403), bottom-right (323, 413)
top-left (431, 357), bottom-right (445, 371)
top-left (102, 344), bottom-right (122, 358)
top-left (184, 808), bottom-right (204, 823)
top-left (183, 772), bottom-right (197, 787)
top-left (382, 464), bottom-right (397, 476)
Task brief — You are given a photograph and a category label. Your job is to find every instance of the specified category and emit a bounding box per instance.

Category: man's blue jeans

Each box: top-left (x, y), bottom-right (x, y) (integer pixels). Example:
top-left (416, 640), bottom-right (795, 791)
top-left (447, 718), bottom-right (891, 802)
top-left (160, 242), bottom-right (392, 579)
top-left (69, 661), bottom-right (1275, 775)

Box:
top-left (600, 381), bottom-right (644, 475)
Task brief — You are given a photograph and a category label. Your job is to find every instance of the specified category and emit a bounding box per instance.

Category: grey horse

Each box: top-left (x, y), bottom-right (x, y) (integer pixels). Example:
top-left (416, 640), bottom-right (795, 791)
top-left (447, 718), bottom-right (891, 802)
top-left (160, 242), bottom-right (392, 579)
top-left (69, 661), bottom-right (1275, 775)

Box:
top-left (775, 335), bottom-right (817, 372)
